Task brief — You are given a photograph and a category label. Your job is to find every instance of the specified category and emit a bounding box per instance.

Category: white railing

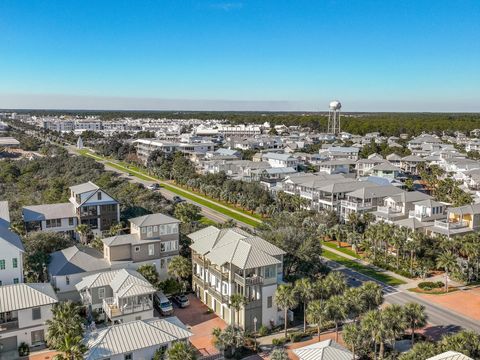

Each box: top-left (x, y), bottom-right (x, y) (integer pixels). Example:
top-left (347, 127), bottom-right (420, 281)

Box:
top-left (103, 297), bottom-right (153, 318)
top-left (377, 206), bottom-right (402, 214)
top-left (434, 220), bottom-right (469, 230)
top-left (341, 200), bottom-right (373, 210)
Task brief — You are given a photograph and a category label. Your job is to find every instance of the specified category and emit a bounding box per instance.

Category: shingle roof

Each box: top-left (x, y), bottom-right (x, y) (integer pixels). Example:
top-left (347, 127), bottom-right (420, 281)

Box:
top-left (0, 283), bottom-right (58, 312)
top-left (84, 317), bottom-right (192, 360)
top-left (129, 213), bottom-right (180, 227)
top-left (394, 217), bottom-right (431, 230)
top-left (389, 191), bottom-right (431, 203)
top-left (69, 181), bottom-right (99, 194)
top-left (102, 233), bottom-right (139, 246)
top-left (48, 245), bottom-right (110, 276)
top-left (22, 203), bottom-right (74, 221)
top-left (293, 339), bottom-right (353, 360)
top-left (369, 163), bottom-right (401, 172)
top-left (346, 185), bottom-right (404, 200)
top-left (262, 152), bottom-right (295, 161)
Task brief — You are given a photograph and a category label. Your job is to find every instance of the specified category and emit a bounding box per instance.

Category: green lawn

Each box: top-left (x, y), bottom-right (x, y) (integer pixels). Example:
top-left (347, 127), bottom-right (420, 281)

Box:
top-left (322, 249), bottom-right (406, 286)
top-left (78, 149), bottom-right (262, 227)
top-left (321, 241), bottom-right (360, 259)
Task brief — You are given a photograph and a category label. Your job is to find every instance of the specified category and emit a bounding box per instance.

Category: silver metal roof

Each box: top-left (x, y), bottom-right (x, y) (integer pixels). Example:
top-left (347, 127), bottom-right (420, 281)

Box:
top-left (293, 339), bottom-right (353, 360)
top-left (48, 245), bottom-right (110, 276)
top-left (22, 202), bottom-right (74, 221)
top-left (84, 317), bottom-right (192, 360)
top-left (0, 283), bottom-right (58, 312)
top-left (426, 351), bottom-right (473, 360)
top-left (69, 181), bottom-right (99, 194)
top-left (0, 200), bottom-right (10, 225)
top-left (129, 213), bottom-right (180, 227)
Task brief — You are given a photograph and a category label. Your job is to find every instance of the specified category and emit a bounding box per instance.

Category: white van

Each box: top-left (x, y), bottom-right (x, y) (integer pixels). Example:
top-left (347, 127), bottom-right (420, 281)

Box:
top-left (154, 291), bottom-right (173, 316)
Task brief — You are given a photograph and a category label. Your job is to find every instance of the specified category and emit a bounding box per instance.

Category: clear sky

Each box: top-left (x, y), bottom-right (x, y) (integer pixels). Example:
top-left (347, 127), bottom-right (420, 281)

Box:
top-left (0, 0), bottom-right (479, 112)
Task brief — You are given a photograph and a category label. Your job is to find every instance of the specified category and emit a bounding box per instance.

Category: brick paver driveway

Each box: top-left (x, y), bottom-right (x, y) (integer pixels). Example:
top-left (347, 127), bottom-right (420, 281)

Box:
top-left (173, 294), bottom-right (227, 356)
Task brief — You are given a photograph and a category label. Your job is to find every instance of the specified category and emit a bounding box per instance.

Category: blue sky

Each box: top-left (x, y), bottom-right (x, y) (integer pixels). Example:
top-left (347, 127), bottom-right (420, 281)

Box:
top-left (0, 0), bottom-right (479, 111)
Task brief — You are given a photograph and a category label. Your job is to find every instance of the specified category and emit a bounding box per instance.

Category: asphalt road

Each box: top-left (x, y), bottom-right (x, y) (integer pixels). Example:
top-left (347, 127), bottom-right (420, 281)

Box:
top-left (323, 258), bottom-right (480, 334)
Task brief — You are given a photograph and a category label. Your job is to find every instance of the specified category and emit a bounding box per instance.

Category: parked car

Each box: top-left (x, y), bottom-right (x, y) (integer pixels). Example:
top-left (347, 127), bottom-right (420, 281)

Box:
top-left (173, 294), bottom-right (190, 308)
top-left (147, 183), bottom-right (160, 190)
top-left (172, 196), bottom-right (184, 203)
top-left (154, 291), bottom-right (174, 316)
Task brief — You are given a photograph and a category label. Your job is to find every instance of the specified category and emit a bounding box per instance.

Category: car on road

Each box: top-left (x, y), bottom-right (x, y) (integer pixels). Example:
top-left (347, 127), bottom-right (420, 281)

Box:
top-left (172, 196), bottom-right (184, 204)
top-left (153, 291), bottom-right (174, 316)
top-left (173, 294), bottom-right (190, 308)
top-left (147, 183), bottom-right (161, 190)
top-left (127, 172), bottom-right (133, 176)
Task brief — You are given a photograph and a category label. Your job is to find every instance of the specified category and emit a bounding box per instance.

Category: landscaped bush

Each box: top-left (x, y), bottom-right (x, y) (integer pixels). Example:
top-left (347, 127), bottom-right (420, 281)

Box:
top-left (258, 325), bottom-right (270, 337)
top-left (272, 337), bottom-right (288, 346)
top-left (288, 332), bottom-right (306, 342)
top-left (18, 342), bottom-right (29, 356)
top-left (418, 281), bottom-right (444, 290)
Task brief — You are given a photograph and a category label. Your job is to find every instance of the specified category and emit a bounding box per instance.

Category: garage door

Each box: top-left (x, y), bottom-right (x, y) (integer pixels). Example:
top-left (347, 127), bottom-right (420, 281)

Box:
top-left (0, 336), bottom-right (17, 353)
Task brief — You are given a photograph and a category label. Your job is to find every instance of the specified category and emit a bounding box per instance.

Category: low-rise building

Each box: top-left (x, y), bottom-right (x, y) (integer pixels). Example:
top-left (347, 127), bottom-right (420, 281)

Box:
top-left (0, 201), bottom-right (24, 286)
top-left (0, 283), bottom-right (58, 355)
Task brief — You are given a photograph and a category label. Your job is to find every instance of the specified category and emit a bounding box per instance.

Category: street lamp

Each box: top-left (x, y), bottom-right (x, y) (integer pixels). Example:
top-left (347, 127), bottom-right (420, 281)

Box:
top-left (253, 317), bottom-right (258, 351)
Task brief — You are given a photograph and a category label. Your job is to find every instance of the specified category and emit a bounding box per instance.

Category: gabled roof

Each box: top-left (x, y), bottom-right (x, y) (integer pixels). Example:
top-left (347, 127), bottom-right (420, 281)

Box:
top-left (346, 185), bottom-right (404, 200)
top-left (262, 152), bottom-right (296, 161)
top-left (388, 191), bottom-right (431, 204)
top-left (110, 269), bottom-right (155, 297)
top-left (369, 163), bottom-right (401, 172)
top-left (293, 339), bottom-right (353, 360)
top-left (189, 227), bottom-right (285, 270)
top-left (48, 245), bottom-right (110, 276)
top-left (22, 203), bottom-right (74, 221)
top-left (448, 203), bottom-right (480, 216)
top-left (0, 200), bottom-right (10, 226)
top-left (0, 283), bottom-right (58, 312)
top-left (426, 351), bottom-right (473, 360)
top-left (0, 224), bottom-right (24, 252)
top-left (129, 213), bottom-right (180, 227)
top-left (69, 181), bottom-right (99, 194)
top-left (102, 234), bottom-right (139, 246)
top-left (84, 317), bottom-right (192, 360)
top-left (413, 199), bottom-right (444, 208)
top-left (394, 217), bottom-right (431, 230)
top-left (401, 155), bottom-right (425, 162)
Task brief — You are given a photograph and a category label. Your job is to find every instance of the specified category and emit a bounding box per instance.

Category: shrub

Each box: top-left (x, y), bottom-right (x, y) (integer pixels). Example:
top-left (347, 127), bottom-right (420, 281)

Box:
top-left (258, 325), bottom-right (269, 337)
top-left (18, 342), bottom-right (30, 356)
top-left (288, 332), bottom-right (305, 342)
top-left (272, 337), bottom-right (288, 346)
top-left (418, 281), bottom-right (444, 291)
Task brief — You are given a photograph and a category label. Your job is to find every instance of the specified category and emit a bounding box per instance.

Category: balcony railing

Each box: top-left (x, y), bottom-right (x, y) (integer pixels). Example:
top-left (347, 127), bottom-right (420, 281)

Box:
top-left (234, 273), bottom-right (264, 286)
top-left (341, 200), bottom-right (373, 210)
top-left (377, 206), bottom-right (402, 214)
top-left (192, 273), bottom-right (205, 284)
top-left (208, 266), bottom-right (228, 281)
top-left (434, 220), bottom-right (469, 230)
top-left (0, 320), bottom-right (19, 332)
top-left (208, 286), bottom-right (229, 303)
top-left (103, 297), bottom-right (153, 319)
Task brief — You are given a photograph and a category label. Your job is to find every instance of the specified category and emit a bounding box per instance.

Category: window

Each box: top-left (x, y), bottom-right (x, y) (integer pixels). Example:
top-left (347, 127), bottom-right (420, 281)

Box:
top-left (0, 259), bottom-right (5, 270)
top-left (69, 217), bottom-right (74, 226)
top-left (98, 287), bottom-right (106, 299)
top-left (141, 227), bottom-right (146, 234)
top-left (31, 329), bottom-right (45, 344)
top-left (134, 246), bottom-right (140, 252)
top-left (160, 259), bottom-right (165, 269)
top-left (153, 226), bottom-right (158, 232)
top-left (32, 307), bottom-right (41, 320)
top-left (13, 278), bottom-right (19, 284)
top-left (148, 244), bottom-right (155, 256)
top-left (264, 265), bottom-right (276, 278)
top-left (97, 192), bottom-right (102, 200)
top-left (12, 258), bottom-right (18, 268)
top-left (46, 218), bottom-right (62, 228)
top-left (66, 276), bottom-right (70, 285)
top-left (124, 354), bottom-right (133, 360)
top-left (267, 296), bottom-right (273, 308)
top-left (135, 316), bottom-right (141, 320)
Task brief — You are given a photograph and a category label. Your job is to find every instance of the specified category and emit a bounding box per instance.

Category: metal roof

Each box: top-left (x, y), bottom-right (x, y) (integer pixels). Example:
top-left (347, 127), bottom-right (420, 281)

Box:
top-left (84, 317), bottom-right (192, 360)
top-left (293, 339), bottom-right (354, 360)
top-left (129, 213), bottom-right (180, 227)
top-left (426, 351), bottom-right (473, 360)
top-left (0, 283), bottom-right (58, 312)
top-left (189, 226), bottom-right (284, 270)
top-left (0, 200), bottom-right (10, 225)
top-left (0, 224), bottom-right (24, 252)
top-left (48, 245), bottom-right (110, 276)
top-left (69, 181), bottom-right (99, 194)
top-left (22, 202), bottom-right (74, 221)
top-left (102, 233), bottom-right (139, 246)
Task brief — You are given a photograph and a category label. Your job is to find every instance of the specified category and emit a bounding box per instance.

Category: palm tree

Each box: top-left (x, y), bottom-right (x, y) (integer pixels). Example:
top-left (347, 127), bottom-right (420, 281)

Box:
top-left (404, 302), bottom-right (428, 345)
top-left (383, 304), bottom-right (407, 353)
top-left (324, 271), bottom-right (347, 297)
top-left (47, 301), bottom-right (84, 349)
top-left (295, 278), bottom-right (315, 332)
top-left (358, 281), bottom-right (384, 312)
top-left (437, 251), bottom-right (458, 293)
top-left (361, 310), bottom-right (386, 360)
top-left (75, 224), bottom-right (90, 244)
top-left (107, 222), bottom-right (123, 236)
top-left (212, 325), bottom-right (245, 356)
top-left (343, 323), bottom-right (366, 360)
top-left (324, 295), bottom-right (347, 342)
top-left (229, 293), bottom-right (247, 327)
top-left (52, 333), bottom-right (87, 360)
top-left (306, 300), bottom-right (325, 341)
top-left (168, 255), bottom-right (192, 281)
top-left (166, 341), bottom-right (197, 360)
top-left (274, 284), bottom-right (298, 338)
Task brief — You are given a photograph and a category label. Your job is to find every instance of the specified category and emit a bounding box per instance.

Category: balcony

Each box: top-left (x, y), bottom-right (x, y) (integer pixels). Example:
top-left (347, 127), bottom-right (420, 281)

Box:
top-left (103, 297), bottom-right (153, 319)
top-left (208, 266), bottom-right (228, 281)
top-left (434, 220), bottom-right (469, 230)
top-left (377, 206), bottom-right (402, 214)
top-left (192, 273), bottom-right (205, 284)
top-left (234, 273), bottom-right (264, 286)
top-left (0, 320), bottom-right (19, 332)
top-left (299, 191), bottom-right (314, 200)
top-left (341, 200), bottom-right (373, 210)
top-left (208, 286), bottom-right (229, 303)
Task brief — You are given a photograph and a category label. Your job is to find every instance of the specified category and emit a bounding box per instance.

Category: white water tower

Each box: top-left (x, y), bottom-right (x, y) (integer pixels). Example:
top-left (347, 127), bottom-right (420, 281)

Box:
top-left (327, 100), bottom-right (342, 135)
